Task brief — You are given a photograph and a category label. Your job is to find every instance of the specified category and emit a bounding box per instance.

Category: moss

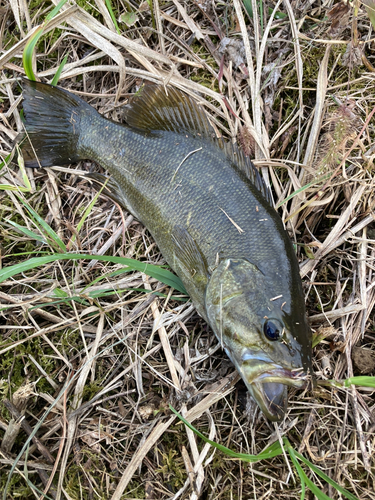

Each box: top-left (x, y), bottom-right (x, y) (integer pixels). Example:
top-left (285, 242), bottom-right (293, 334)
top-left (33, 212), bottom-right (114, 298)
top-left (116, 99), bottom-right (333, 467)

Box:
top-left (0, 351), bottom-right (26, 410)
top-left (190, 43), bottom-right (219, 91)
top-left (0, 379), bottom-right (9, 400)
top-left (123, 481), bottom-right (146, 498)
top-left (64, 464), bottom-right (90, 500)
top-left (0, 330), bottom-right (62, 417)
top-left (75, 0), bottom-right (105, 20)
top-left (0, 472), bottom-right (40, 500)
top-left (64, 450), bottom-right (127, 499)
top-left (28, 0), bottom-right (50, 9)
top-left (155, 447), bottom-right (186, 490)
top-left (60, 329), bottom-right (81, 353)
top-left (81, 380), bottom-right (103, 403)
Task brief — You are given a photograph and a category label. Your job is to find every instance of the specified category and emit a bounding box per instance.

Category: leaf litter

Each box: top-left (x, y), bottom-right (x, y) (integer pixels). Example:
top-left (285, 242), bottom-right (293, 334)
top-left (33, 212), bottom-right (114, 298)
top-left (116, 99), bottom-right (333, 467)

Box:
top-left (0, 0), bottom-right (375, 499)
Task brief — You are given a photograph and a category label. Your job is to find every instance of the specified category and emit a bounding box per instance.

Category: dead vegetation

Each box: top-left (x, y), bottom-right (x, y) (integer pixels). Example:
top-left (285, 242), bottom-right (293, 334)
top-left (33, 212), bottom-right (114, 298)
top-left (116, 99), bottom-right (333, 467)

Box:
top-left (0, 0), bottom-right (374, 499)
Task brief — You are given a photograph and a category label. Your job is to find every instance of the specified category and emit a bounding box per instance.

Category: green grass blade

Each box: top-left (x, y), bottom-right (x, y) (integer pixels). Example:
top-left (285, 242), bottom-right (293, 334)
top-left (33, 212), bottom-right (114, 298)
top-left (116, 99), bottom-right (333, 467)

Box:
top-left (0, 253), bottom-right (187, 293)
top-left (51, 54), bottom-right (68, 85)
top-left (242, 1), bottom-right (286, 20)
top-left (53, 287), bottom-right (68, 298)
top-left (105, 0), bottom-right (121, 34)
top-left (243, 0), bottom-right (253, 17)
top-left (363, 1), bottom-right (375, 30)
top-left (344, 376), bottom-right (375, 388)
top-left (146, 0), bottom-right (155, 29)
top-left (86, 287), bottom-right (183, 300)
top-left (53, 288), bottom-right (89, 308)
top-left (45, 0), bottom-right (69, 21)
top-left (169, 405), bottom-right (283, 462)
top-left (271, 8), bottom-right (286, 19)
top-left (6, 220), bottom-right (47, 243)
top-left (0, 184), bottom-right (31, 192)
top-left (292, 448), bottom-right (359, 500)
top-left (312, 329), bottom-right (332, 348)
top-left (22, 443), bottom-right (55, 500)
top-left (0, 153), bottom-right (12, 172)
top-left (29, 296), bottom-right (91, 311)
top-left (23, 0), bottom-right (68, 80)
top-left (17, 145), bottom-right (32, 192)
top-left (165, 413), bottom-right (359, 500)
top-left (288, 444), bottom-right (333, 500)
top-left (23, 27), bottom-right (44, 81)
top-left (68, 179), bottom-right (108, 249)
top-left (303, 476), bottom-right (332, 500)
top-left (287, 446), bottom-right (306, 500)
top-left (79, 266), bottom-right (187, 298)
top-left (16, 196), bottom-right (67, 252)
top-left (276, 173), bottom-right (331, 209)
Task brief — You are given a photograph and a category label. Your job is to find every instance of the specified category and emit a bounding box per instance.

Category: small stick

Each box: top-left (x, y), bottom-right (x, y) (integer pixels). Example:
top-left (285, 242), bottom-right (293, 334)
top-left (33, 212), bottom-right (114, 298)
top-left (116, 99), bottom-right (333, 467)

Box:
top-left (3, 399), bottom-right (55, 465)
top-left (2, 400), bottom-right (57, 498)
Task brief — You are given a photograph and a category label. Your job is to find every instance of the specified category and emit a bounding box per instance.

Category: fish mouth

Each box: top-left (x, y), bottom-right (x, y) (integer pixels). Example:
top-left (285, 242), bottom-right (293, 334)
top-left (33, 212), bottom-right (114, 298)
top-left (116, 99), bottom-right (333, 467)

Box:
top-left (241, 362), bottom-right (308, 421)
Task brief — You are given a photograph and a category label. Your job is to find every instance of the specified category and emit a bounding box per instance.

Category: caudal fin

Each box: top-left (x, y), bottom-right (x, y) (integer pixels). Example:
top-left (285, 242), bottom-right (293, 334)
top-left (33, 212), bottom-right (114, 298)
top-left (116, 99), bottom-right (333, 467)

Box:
top-left (19, 79), bottom-right (96, 168)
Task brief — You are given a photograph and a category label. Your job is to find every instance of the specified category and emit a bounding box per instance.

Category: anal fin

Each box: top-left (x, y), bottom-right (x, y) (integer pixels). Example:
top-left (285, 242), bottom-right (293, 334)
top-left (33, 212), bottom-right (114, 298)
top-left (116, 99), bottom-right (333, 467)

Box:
top-left (85, 173), bottom-right (129, 210)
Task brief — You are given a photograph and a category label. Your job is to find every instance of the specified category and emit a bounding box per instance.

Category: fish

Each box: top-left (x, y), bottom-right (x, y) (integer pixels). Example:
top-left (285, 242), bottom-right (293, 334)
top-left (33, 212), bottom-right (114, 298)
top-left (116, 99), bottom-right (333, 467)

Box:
top-left (19, 78), bottom-right (313, 421)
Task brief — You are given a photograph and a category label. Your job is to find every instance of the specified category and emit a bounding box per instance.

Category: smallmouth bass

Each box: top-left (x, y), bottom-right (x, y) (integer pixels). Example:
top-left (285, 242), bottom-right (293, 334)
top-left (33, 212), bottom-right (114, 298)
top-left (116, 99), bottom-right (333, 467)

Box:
top-left (19, 79), bottom-right (312, 421)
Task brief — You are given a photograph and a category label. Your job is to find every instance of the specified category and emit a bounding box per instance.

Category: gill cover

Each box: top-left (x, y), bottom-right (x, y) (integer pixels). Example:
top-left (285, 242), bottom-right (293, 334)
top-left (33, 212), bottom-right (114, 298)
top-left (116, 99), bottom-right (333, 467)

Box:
top-left (205, 258), bottom-right (265, 333)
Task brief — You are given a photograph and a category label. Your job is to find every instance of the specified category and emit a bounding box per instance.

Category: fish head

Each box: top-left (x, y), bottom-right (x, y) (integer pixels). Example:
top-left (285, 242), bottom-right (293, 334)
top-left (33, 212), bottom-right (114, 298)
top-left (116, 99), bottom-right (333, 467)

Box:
top-left (205, 258), bottom-right (312, 421)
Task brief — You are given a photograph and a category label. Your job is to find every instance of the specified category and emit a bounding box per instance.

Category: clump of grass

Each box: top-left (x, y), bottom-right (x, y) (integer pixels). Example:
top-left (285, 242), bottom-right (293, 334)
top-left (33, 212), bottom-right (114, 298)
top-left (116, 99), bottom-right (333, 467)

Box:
top-left (170, 401), bottom-right (373, 500)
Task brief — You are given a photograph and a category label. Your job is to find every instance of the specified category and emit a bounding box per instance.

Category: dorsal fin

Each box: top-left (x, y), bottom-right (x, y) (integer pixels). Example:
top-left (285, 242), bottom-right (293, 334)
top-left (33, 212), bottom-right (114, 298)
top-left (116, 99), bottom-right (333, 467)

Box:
top-left (221, 141), bottom-right (273, 205)
top-left (125, 84), bottom-right (272, 204)
top-left (124, 84), bottom-right (215, 139)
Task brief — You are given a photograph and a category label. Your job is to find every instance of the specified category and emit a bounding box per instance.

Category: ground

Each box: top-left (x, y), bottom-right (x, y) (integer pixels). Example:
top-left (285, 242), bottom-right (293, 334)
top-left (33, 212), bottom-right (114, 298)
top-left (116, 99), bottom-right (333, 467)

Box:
top-left (0, 0), bottom-right (374, 499)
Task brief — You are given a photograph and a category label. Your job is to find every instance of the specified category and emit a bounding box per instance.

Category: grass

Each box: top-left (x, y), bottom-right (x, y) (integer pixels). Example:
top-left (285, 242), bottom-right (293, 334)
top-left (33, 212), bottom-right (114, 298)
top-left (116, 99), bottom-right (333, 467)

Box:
top-left (170, 404), bottom-right (363, 500)
top-left (0, 0), bottom-right (374, 499)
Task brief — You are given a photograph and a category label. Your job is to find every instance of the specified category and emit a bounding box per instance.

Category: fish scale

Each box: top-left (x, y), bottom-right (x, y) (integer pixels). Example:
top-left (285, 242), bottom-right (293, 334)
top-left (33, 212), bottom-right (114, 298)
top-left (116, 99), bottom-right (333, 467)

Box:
top-left (19, 79), bottom-right (313, 421)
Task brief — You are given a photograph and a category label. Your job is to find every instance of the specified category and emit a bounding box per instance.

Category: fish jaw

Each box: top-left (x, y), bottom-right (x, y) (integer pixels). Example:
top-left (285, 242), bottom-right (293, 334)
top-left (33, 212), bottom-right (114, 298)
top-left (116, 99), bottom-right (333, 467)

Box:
top-left (238, 355), bottom-right (308, 421)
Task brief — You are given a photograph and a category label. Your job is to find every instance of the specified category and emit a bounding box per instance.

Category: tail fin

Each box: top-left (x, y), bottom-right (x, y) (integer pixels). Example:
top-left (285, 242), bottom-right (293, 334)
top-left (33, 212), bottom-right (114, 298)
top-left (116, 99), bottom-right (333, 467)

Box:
top-left (19, 79), bottom-right (96, 168)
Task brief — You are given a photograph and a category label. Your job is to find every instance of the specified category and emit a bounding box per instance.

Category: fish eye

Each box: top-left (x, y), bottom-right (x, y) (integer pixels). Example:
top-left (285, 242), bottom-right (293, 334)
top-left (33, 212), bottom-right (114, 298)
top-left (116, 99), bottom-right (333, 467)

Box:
top-left (263, 319), bottom-right (283, 341)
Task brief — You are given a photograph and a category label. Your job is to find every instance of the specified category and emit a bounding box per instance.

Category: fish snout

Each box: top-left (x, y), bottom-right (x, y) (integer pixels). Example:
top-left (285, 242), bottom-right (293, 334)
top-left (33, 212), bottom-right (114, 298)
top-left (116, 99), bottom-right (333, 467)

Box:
top-left (239, 358), bottom-right (309, 421)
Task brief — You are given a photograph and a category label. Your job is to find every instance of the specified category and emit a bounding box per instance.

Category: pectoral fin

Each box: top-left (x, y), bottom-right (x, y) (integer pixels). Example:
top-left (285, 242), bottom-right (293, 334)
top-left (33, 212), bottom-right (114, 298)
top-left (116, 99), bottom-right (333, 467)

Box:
top-left (171, 226), bottom-right (209, 288)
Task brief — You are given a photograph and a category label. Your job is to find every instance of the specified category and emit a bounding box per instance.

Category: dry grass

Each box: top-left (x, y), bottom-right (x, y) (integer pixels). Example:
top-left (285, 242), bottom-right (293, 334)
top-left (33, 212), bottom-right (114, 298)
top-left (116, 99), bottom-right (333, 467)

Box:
top-left (0, 0), bottom-right (375, 499)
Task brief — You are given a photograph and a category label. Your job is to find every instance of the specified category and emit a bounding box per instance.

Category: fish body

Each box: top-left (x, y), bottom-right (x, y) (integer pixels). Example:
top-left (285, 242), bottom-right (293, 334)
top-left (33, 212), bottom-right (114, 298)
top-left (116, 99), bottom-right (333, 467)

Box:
top-left (20, 79), bottom-right (312, 421)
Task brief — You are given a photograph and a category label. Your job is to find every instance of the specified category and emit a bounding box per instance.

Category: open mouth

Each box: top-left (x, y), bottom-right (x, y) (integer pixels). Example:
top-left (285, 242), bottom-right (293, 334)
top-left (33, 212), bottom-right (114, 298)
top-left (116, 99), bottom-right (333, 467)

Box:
top-left (261, 381), bottom-right (287, 420)
top-left (243, 365), bottom-right (308, 421)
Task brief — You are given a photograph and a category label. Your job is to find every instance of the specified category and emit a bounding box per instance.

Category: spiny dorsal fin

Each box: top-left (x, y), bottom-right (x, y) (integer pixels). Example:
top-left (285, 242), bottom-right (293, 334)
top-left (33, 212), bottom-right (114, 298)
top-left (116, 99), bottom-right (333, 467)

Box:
top-left (126, 84), bottom-right (272, 204)
top-left (221, 141), bottom-right (273, 205)
top-left (124, 85), bottom-right (215, 139)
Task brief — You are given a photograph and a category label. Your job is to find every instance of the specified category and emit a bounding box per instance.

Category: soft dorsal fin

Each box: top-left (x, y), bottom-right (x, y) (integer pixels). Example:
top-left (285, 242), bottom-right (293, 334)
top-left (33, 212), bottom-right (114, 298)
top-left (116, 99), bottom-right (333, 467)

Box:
top-left (124, 84), bottom-right (215, 139)
top-left (221, 141), bottom-right (273, 205)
